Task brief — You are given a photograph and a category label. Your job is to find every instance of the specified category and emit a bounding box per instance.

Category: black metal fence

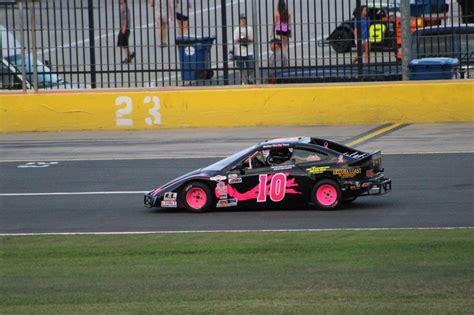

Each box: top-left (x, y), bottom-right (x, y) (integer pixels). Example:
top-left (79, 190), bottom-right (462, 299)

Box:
top-left (0, 0), bottom-right (472, 90)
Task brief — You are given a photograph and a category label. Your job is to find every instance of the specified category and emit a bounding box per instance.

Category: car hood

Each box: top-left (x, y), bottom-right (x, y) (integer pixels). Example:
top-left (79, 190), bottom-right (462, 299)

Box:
top-left (150, 168), bottom-right (215, 196)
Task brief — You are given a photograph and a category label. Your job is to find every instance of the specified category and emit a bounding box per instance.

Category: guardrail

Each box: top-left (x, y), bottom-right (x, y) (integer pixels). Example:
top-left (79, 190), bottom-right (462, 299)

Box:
top-left (0, 0), bottom-right (472, 90)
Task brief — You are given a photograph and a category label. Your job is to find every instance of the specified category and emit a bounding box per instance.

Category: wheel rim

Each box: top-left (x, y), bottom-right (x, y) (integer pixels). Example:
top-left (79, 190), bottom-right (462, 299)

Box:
top-left (316, 184), bottom-right (338, 206)
top-left (186, 187), bottom-right (207, 209)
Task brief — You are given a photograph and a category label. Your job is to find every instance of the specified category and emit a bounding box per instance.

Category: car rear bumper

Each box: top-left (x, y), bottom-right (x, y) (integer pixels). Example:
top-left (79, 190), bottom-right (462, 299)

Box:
top-left (360, 177), bottom-right (392, 196)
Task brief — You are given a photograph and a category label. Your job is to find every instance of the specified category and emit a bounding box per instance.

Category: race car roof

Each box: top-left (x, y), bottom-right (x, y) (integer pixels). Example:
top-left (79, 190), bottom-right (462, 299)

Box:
top-left (260, 137), bottom-right (311, 146)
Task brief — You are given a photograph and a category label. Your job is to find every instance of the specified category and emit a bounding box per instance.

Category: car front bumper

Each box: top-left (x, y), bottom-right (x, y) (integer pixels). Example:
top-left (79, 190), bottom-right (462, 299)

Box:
top-left (144, 193), bottom-right (157, 208)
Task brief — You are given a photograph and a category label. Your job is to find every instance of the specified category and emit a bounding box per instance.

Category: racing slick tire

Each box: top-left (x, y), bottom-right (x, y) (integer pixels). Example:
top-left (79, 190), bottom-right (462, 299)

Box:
top-left (182, 182), bottom-right (214, 213)
top-left (311, 179), bottom-right (343, 210)
top-left (330, 28), bottom-right (353, 53)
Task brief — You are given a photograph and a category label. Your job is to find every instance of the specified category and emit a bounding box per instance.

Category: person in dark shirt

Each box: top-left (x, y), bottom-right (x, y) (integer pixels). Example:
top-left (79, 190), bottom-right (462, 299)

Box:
top-left (118, 0), bottom-right (135, 63)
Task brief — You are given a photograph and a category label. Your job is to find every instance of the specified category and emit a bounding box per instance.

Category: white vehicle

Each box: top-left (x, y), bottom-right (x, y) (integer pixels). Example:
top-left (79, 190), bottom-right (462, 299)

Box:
top-left (0, 25), bottom-right (87, 89)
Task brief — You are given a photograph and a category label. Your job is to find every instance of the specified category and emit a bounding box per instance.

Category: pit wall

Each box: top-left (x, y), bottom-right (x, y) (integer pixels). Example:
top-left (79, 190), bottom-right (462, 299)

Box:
top-left (0, 81), bottom-right (473, 132)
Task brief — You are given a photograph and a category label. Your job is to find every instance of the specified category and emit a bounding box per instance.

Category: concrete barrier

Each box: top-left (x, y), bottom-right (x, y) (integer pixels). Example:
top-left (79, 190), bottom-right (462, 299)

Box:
top-left (1, 81), bottom-right (473, 132)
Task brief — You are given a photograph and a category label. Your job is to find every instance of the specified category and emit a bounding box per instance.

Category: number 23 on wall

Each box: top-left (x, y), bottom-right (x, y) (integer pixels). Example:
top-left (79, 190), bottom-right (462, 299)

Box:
top-left (115, 96), bottom-right (161, 127)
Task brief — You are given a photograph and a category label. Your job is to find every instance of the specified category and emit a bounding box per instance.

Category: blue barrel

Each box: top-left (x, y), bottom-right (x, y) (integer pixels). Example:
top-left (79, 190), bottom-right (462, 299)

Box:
top-left (409, 58), bottom-right (459, 80)
top-left (175, 35), bottom-right (216, 81)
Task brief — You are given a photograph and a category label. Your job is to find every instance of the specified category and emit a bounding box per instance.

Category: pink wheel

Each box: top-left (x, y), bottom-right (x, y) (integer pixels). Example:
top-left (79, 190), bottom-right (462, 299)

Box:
top-left (311, 179), bottom-right (342, 210)
top-left (183, 182), bottom-right (212, 212)
top-left (186, 188), bottom-right (207, 209)
top-left (316, 184), bottom-right (338, 206)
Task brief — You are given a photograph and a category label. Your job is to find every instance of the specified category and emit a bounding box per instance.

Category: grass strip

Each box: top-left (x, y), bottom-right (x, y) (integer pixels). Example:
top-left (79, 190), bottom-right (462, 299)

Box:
top-left (1, 229), bottom-right (473, 314)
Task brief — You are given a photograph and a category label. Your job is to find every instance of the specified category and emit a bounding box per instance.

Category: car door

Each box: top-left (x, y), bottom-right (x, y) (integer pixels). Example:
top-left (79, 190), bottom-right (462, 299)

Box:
top-left (226, 147), bottom-right (307, 209)
top-left (290, 146), bottom-right (336, 193)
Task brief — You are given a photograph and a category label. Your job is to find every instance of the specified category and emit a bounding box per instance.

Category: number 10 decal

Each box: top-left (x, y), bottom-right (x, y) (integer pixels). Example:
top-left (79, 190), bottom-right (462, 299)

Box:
top-left (257, 173), bottom-right (287, 203)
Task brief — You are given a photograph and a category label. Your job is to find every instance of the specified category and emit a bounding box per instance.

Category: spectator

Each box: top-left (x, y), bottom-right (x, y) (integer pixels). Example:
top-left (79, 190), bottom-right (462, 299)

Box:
top-left (267, 38), bottom-right (288, 83)
top-left (274, 0), bottom-right (291, 53)
top-left (233, 14), bottom-right (255, 85)
top-left (118, 0), bottom-right (135, 63)
top-left (352, 5), bottom-right (370, 64)
top-left (172, 0), bottom-right (191, 36)
top-left (149, 0), bottom-right (171, 47)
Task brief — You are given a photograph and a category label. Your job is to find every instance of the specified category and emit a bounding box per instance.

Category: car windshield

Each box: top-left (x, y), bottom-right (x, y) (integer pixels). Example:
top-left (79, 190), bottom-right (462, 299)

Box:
top-left (203, 145), bottom-right (256, 171)
top-left (5, 54), bottom-right (63, 88)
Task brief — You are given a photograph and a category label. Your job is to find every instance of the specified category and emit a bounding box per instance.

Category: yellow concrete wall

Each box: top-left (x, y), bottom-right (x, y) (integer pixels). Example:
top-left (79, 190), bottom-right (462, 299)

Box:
top-left (0, 81), bottom-right (473, 132)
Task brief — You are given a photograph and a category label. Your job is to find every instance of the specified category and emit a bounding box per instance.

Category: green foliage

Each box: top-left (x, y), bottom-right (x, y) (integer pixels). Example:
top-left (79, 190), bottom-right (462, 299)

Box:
top-left (1, 229), bottom-right (473, 314)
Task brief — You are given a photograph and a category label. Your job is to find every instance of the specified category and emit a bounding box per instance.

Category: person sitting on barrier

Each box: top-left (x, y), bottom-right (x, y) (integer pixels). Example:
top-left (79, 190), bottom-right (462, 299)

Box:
top-left (118, 0), bottom-right (135, 64)
top-left (233, 14), bottom-right (255, 85)
top-left (267, 38), bottom-right (288, 83)
top-left (149, 0), bottom-right (171, 47)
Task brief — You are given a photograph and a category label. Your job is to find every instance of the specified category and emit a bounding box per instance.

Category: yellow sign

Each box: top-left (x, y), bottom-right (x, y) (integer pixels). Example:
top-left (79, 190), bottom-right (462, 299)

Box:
top-left (370, 24), bottom-right (386, 43)
top-left (306, 166), bottom-right (330, 174)
top-left (333, 168), bottom-right (362, 179)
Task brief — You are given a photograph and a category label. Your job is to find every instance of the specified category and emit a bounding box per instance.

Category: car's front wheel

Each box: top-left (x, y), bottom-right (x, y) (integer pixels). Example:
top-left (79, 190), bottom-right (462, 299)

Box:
top-left (182, 182), bottom-right (213, 213)
top-left (311, 179), bottom-right (343, 210)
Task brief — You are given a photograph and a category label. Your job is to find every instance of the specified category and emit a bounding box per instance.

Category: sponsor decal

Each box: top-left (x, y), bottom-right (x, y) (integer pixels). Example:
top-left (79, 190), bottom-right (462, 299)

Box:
top-left (306, 166), bottom-right (330, 174)
top-left (216, 198), bottom-right (238, 208)
top-left (333, 168), bottom-right (362, 179)
top-left (216, 181), bottom-right (228, 199)
top-left (228, 174), bottom-right (242, 184)
top-left (210, 175), bottom-right (227, 182)
top-left (344, 152), bottom-right (368, 159)
top-left (226, 173), bottom-right (302, 202)
top-left (161, 192), bottom-right (178, 208)
top-left (262, 143), bottom-right (290, 149)
top-left (271, 164), bottom-right (294, 171)
top-left (337, 155), bottom-right (345, 164)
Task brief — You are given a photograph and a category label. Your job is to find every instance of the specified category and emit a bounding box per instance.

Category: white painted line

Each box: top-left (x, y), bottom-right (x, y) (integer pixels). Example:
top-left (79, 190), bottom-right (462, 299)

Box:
top-left (0, 150), bottom-right (473, 164)
top-left (1, 227), bottom-right (472, 237)
top-left (0, 191), bottom-right (147, 197)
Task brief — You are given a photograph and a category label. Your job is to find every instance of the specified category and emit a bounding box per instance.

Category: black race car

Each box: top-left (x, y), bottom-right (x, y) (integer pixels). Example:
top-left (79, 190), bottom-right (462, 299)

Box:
top-left (144, 137), bottom-right (392, 212)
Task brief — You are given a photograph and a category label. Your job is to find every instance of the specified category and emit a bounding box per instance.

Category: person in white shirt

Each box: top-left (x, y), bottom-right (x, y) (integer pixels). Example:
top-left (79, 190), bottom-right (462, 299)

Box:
top-left (233, 14), bottom-right (254, 84)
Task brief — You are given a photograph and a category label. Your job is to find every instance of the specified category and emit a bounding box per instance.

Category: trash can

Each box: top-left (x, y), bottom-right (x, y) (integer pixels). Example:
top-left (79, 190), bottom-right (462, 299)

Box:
top-left (175, 35), bottom-right (216, 81)
top-left (409, 57), bottom-right (459, 80)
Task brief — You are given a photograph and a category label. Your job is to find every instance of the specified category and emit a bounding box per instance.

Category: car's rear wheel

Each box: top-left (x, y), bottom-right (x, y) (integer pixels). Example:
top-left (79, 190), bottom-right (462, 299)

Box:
top-left (311, 179), bottom-right (343, 210)
top-left (182, 182), bottom-right (213, 213)
top-left (330, 28), bottom-right (353, 53)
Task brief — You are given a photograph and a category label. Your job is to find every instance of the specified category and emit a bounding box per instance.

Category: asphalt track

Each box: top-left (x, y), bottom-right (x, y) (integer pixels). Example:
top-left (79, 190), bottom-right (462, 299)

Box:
top-left (1, 152), bottom-right (473, 234)
top-left (1, 124), bottom-right (473, 234)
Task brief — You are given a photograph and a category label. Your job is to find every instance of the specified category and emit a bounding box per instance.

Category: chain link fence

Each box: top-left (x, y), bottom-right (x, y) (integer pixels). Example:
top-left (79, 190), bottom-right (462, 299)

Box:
top-left (0, 0), bottom-right (472, 91)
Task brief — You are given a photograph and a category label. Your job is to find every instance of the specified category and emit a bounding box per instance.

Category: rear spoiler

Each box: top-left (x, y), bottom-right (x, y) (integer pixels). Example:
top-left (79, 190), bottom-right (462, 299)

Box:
top-left (349, 151), bottom-right (382, 167)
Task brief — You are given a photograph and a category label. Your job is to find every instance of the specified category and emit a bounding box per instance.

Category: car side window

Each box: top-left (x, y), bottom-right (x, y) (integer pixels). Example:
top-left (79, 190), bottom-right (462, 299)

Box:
top-left (290, 148), bottom-right (328, 165)
top-left (242, 151), bottom-right (267, 170)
